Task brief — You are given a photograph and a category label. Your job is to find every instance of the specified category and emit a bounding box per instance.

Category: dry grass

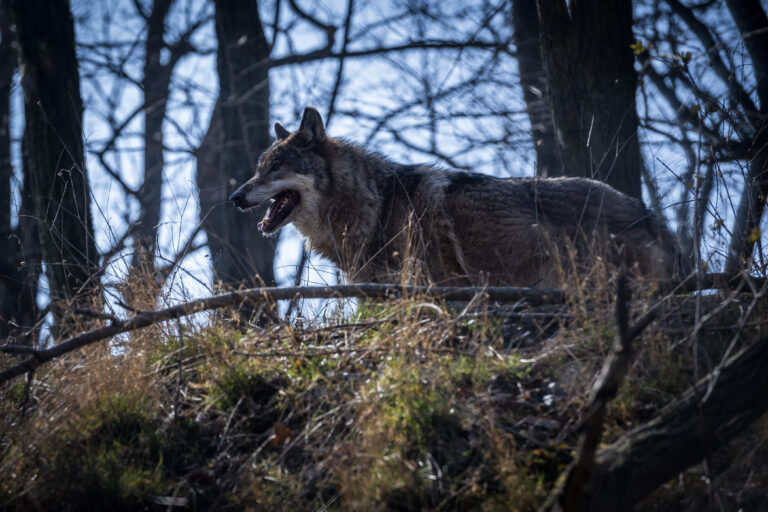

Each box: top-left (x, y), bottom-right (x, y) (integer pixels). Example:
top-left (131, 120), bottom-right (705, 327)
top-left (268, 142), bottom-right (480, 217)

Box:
top-left (3, 262), bottom-right (768, 511)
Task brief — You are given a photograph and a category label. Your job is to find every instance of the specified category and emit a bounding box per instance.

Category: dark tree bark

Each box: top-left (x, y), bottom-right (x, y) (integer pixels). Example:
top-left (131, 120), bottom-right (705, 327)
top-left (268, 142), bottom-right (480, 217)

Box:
top-left (11, 0), bottom-right (99, 334)
top-left (722, 0), bottom-right (768, 273)
top-left (0, 0), bottom-right (38, 344)
top-left (511, 0), bottom-right (563, 177)
top-left (0, 0), bottom-right (17, 336)
top-left (0, 0), bottom-right (10, 240)
top-left (129, 0), bottom-right (174, 293)
top-left (197, 0), bottom-right (276, 293)
top-left (536, 0), bottom-right (643, 199)
top-left (574, 334), bottom-right (768, 511)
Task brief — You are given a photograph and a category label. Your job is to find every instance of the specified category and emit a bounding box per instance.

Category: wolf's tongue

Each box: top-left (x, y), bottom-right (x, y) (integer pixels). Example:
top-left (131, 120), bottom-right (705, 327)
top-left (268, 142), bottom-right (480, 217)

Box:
top-left (258, 196), bottom-right (283, 232)
top-left (258, 203), bottom-right (278, 232)
top-left (258, 190), bottom-right (300, 233)
top-left (265, 202), bottom-right (278, 221)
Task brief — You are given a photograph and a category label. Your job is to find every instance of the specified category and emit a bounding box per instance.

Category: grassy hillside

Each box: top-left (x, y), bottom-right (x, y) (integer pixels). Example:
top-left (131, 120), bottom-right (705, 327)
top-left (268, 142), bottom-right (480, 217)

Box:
top-left (2, 283), bottom-right (768, 511)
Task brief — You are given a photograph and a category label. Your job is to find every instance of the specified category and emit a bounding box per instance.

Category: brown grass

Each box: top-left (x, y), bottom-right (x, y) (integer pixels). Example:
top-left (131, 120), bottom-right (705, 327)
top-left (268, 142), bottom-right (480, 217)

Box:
top-left (2, 260), bottom-right (768, 511)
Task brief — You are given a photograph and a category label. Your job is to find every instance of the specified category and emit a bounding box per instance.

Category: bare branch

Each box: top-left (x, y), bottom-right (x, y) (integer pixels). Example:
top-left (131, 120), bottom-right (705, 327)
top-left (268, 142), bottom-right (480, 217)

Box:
top-left (325, 0), bottom-right (354, 127)
top-left (665, 0), bottom-right (759, 124)
top-left (287, 0), bottom-right (336, 41)
top-left (239, 39), bottom-right (515, 76)
top-left (573, 331), bottom-right (768, 511)
top-left (541, 272), bottom-right (657, 511)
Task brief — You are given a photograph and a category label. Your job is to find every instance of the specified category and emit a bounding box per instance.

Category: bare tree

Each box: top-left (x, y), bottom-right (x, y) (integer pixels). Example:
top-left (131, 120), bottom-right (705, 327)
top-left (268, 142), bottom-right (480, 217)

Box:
top-left (722, 0), bottom-right (768, 273)
top-left (537, 0), bottom-right (644, 199)
top-left (511, 0), bottom-right (562, 177)
top-left (12, 0), bottom-right (99, 335)
top-left (0, 0), bottom-right (39, 344)
top-left (128, 0), bottom-right (176, 293)
top-left (196, 0), bottom-right (276, 294)
top-left (632, 0), bottom-right (768, 272)
top-left (128, 0), bottom-right (208, 297)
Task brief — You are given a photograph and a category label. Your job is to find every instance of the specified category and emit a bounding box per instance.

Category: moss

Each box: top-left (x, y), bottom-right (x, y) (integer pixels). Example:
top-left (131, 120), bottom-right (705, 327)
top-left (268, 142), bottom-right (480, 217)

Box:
top-left (338, 353), bottom-right (545, 510)
top-left (35, 393), bottom-right (167, 511)
top-left (215, 364), bottom-right (280, 412)
top-left (6, 380), bottom-right (29, 407)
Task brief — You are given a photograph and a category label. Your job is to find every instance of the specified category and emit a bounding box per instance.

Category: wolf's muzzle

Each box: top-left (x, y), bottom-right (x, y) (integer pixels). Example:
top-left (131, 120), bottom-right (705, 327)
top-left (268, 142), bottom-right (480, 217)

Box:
top-left (229, 189), bottom-right (247, 208)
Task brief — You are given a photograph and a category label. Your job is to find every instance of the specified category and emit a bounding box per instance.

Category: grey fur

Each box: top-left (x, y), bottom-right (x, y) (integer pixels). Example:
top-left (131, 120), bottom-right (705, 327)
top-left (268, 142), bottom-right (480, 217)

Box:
top-left (230, 107), bottom-right (679, 286)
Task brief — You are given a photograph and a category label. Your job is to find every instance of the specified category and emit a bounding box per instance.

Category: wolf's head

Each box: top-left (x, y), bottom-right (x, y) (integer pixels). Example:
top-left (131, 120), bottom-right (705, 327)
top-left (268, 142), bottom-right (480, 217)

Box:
top-left (229, 106), bottom-right (328, 235)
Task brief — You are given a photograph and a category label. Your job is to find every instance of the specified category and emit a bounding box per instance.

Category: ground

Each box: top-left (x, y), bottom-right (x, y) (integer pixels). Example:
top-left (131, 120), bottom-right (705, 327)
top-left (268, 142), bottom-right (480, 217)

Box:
top-left (2, 280), bottom-right (768, 511)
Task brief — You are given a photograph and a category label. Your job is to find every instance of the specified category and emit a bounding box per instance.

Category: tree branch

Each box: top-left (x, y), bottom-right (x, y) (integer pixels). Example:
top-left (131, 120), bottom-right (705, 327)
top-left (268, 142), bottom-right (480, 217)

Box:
top-left (724, 0), bottom-right (768, 112)
top-left (665, 0), bottom-right (759, 123)
top-left (576, 332), bottom-right (768, 510)
top-left (541, 272), bottom-right (658, 511)
top-left (238, 39), bottom-right (515, 76)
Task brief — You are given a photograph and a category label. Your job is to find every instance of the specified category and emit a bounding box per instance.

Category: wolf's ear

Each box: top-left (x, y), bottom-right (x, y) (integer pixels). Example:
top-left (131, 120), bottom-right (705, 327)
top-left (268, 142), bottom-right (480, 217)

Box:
top-left (296, 106), bottom-right (326, 146)
top-left (275, 121), bottom-right (290, 141)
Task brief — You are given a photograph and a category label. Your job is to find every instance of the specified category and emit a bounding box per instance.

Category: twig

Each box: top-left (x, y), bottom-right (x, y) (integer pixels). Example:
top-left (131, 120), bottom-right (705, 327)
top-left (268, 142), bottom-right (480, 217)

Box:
top-left (0, 345), bottom-right (40, 356)
top-left (540, 271), bottom-right (658, 512)
top-left (70, 307), bottom-right (120, 323)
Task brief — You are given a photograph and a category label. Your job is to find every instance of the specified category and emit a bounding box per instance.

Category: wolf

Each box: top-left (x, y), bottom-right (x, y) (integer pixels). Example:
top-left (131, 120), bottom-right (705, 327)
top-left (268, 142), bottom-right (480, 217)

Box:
top-left (229, 107), bottom-right (679, 286)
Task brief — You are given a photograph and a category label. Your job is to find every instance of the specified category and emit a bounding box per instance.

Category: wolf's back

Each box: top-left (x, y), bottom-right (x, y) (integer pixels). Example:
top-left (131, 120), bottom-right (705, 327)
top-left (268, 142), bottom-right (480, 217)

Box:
top-left (440, 173), bottom-right (679, 285)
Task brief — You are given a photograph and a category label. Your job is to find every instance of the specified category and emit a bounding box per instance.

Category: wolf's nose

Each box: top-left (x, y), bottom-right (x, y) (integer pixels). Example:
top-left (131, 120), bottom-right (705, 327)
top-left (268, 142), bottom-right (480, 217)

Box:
top-left (229, 189), bottom-right (245, 205)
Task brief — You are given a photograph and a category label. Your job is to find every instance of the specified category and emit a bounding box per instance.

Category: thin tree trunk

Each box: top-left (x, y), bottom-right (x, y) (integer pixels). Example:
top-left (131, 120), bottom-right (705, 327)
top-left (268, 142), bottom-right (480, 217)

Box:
top-left (11, 0), bottom-right (99, 336)
top-left (10, 168), bottom-right (42, 344)
top-left (0, 124), bottom-right (40, 342)
top-left (197, 0), bottom-right (276, 296)
top-left (0, 1), bottom-right (37, 343)
top-left (129, 0), bottom-right (174, 296)
top-left (723, 0), bottom-right (768, 273)
top-left (511, 0), bottom-right (563, 177)
top-left (0, 0), bottom-right (11, 240)
top-left (536, 0), bottom-right (643, 199)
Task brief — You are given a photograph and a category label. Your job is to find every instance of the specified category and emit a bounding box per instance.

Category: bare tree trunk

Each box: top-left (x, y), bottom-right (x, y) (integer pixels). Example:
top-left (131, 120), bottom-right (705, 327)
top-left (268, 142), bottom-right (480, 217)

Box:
top-left (129, 0), bottom-right (174, 296)
top-left (511, 0), bottom-right (563, 177)
top-left (9, 171), bottom-right (42, 344)
top-left (11, 0), bottom-right (99, 336)
top-left (0, 0), bottom-right (18, 338)
top-left (536, 0), bottom-right (643, 199)
top-left (0, 1), bottom-right (37, 343)
top-left (723, 0), bottom-right (768, 273)
top-left (197, 0), bottom-right (276, 295)
top-left (0, 0), bottom-right (11, 239)
top-left (0, 67), bottom-right (40, 342)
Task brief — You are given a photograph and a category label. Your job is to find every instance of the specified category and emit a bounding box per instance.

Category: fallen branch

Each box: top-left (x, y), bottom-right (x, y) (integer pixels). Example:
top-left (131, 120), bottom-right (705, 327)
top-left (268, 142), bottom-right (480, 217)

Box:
top-left (1, 271), bottom-right (762, 387)
top-left (659, 271), bottom-right (767, 293)
top-left (539, 270), bottom-right (768, 510)
top-left (574, 333), bottom-right (768, 511)
top-left (0, 283), bottom-right (563, 385)
top-left (541, 272), bottom-right (659, 512)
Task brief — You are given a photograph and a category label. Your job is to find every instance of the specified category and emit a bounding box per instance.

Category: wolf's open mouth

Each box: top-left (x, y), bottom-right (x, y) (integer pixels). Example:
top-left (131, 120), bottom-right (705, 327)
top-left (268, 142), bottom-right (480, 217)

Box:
top-left (258, 190), bottom-right (300, 233)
